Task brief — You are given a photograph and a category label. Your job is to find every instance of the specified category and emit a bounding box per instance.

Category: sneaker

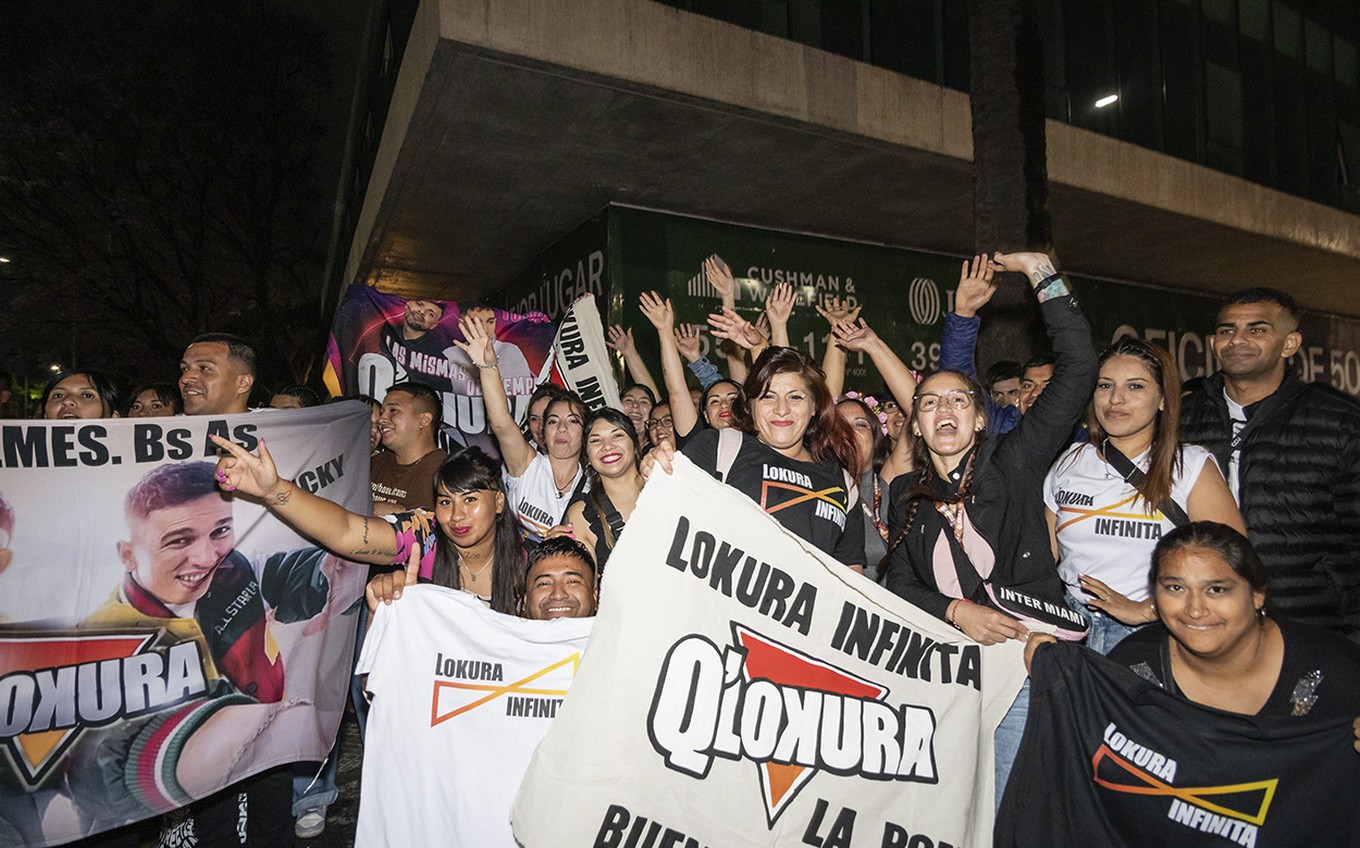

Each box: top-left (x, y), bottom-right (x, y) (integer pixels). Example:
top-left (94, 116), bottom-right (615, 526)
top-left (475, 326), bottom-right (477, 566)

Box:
top-left (295, 806), bottom-right (327, 839)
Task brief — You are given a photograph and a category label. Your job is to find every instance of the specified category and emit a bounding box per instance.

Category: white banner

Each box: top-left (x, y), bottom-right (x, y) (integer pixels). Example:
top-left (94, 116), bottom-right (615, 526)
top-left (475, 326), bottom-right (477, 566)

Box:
top-left (549, 294), bottom-right (621, 412)
top-left (0, 404), bottom-right (371, 846)
top-left (513, 456), bottom-right (1027, 848)
top-left (355, 588), bottom-right (593, 847)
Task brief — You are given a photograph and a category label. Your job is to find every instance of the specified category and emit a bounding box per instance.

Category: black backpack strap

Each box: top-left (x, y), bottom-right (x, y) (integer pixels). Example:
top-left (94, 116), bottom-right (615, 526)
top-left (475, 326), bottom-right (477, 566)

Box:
top-left (1102, 440), bottom-right (1191, 527)
top-left (594, 488), bottom-right (626, 545)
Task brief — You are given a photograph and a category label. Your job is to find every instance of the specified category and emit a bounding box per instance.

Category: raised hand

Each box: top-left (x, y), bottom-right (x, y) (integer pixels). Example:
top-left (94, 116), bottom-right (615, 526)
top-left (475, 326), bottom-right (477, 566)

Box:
top-left (815, 295), bottom-right (861, 327)
top-left (708, 307), bottom-right (766, 351)
top-left (831, 317), bottom-right (881, 352)
top-left (212, 434), bottom-right (284, 501)
top-left (674, 324), bottom-right (702, 362)
top-left (452, 314), bottom-right (497, 367)
top-left (638, 291), bottom-right (675, 331)
top-left (366, 540), bottom-right (420, 611)
top-left (954, 253), bottom-right (998, 318)
top-left (765, 283), bottom-right (795, 326)
top-left (703, 254), bottom-right (735, 300)
top-left (606, 325), bottom-right (638, 356)
top-left (990, 250), bottom-right (1057, 286)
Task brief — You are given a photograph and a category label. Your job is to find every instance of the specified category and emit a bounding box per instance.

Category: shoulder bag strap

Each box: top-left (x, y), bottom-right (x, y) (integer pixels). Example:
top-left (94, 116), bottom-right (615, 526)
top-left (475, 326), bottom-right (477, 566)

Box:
top-left (1102, 440), bottom-right (1191, 527)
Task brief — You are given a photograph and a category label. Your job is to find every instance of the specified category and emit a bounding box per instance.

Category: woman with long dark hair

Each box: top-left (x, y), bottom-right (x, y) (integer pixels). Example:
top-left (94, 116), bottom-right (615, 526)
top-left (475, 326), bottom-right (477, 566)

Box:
top-left (126, 382), bottom-right (183, 417)
top-left (644, 346), bottom-right (865, 570)
top-left (41, 371), bottom-right (121, 419)
top-left (455, 315), bottom-right (587, 541)
top-left (1044, 337), bottom-right (1243, 653)
top-left (210, 440), bottom-right (526, 615)
top-left (882, 251), bottom-right (1098, 804)
top-left (554, 407), bottom-right (645, 577)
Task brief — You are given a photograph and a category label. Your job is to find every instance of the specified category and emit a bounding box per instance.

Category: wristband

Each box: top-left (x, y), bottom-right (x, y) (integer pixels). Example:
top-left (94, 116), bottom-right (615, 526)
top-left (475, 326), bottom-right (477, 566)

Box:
top-left (476, 361), bottom-right (499, 370)
top-left (1033, 272), bottom-right (1070, 303)
top-left (947, 598), bottom-right (972, 631)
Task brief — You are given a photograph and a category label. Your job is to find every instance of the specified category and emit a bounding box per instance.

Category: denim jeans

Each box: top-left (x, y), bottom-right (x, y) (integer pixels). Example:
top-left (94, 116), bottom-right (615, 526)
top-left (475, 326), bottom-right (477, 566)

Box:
top-left (1064, 593), bottom-right (1143, 655)
top-left (992, 678), bottom-right (1030, 812)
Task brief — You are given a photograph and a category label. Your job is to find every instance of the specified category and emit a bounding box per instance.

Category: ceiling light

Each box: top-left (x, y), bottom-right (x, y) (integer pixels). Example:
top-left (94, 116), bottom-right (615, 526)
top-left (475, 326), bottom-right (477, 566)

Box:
top-left (1095, 94), bottom-right (1118, 108)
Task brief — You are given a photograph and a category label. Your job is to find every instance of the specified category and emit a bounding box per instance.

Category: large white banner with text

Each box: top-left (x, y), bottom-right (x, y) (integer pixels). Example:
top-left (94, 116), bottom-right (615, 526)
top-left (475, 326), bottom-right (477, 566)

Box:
top-left (513, 456), bottom-right (1027, 848)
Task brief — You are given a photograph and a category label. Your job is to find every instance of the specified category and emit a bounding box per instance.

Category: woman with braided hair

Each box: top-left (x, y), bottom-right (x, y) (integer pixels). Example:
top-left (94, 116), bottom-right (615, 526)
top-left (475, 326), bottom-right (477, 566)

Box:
top-left (882, 250), bottom-right (1098, 804)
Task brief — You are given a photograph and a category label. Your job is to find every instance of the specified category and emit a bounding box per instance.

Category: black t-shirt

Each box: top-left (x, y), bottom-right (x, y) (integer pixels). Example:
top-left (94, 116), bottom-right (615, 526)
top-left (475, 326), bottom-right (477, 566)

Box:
top-left (682, 429), bottom-right (866, 568)
top-left (1108, 618), bottom-right (1360, 719)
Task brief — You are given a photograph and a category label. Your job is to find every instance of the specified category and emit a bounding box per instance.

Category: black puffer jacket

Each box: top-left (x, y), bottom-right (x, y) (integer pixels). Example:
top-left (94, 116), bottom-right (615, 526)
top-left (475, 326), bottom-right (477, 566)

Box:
top-left (885, 290), bottom-right (1096, 631)
top-left (1181, 371), bottom-right (1360, 641)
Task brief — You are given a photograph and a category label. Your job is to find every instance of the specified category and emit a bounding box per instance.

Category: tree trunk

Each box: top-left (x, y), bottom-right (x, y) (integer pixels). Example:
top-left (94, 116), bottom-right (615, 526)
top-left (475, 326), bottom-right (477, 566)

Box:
top-left (968, 0), bottom-right (1051, 374)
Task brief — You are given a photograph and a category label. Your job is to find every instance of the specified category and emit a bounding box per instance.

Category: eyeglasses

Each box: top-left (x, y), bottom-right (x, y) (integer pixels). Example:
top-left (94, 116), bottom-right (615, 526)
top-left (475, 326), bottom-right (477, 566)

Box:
top-left (646, 416), bottom-right (674, 429)
top-left (914, 391), bottom-right (974, 412)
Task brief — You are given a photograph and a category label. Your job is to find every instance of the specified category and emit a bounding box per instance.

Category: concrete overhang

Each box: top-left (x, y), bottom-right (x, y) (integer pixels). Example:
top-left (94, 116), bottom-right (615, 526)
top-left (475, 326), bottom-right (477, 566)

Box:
top-left (344, 0), bottom-right (1360, 316)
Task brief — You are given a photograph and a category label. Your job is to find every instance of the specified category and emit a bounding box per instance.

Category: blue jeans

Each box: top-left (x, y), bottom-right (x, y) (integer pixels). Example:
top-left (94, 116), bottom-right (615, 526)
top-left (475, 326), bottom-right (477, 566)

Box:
top-left (993, 678), bottom-right (1030, 812)
top-left (1065, 593), bottom-right (1143, 655)
top-left (292, 601), bottom-right (371, 815)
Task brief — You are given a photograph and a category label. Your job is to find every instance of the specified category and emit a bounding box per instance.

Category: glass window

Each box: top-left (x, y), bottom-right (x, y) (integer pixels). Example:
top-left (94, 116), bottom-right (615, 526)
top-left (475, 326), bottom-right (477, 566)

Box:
top-left (1239, 0), bottom-right (1270, 42)
top-left (1272, 3), bottom-right (1301, 59)
top-left (1304, 18), bottom-right (1331, 75)
top-left (1205, 60), bottom-right (1244, 149)
top-left (1338, 38), bottom-right (1358, 90)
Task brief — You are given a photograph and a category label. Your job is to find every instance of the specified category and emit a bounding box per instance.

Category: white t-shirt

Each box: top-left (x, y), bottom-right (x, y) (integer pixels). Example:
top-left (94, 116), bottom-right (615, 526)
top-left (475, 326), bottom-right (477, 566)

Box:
top-left (356, 586), bottom-right (593, 848)
top-left (1224, 391), bottom-right (1248, 502)
top-left (1043, 443), bottom-right (1216, 602)
top-left (504, 452), bottom-right (586, 542)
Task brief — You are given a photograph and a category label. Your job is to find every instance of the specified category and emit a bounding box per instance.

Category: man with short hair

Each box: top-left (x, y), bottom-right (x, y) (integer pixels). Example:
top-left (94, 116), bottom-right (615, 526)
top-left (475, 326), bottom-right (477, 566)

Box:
top-left (1017, 354), bottom-right (1055, 415)
top-left (986, 360), bottom-right (1023, 409)
top-left (1182, 288), bottom-right (1360, 641)
top-left (524, 536), bottom-right (599, 620)
top-left (372, 381), bottom-right (446, 514)
top-left (179, 333), bottom-right (256, 415)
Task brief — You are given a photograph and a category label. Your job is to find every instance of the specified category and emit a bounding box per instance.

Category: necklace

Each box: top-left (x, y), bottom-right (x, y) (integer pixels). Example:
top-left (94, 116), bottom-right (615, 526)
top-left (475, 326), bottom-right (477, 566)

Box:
top-left (553, 469), bottom-right (575, 499)
top-left (460, 556), bottom-right (493, 584)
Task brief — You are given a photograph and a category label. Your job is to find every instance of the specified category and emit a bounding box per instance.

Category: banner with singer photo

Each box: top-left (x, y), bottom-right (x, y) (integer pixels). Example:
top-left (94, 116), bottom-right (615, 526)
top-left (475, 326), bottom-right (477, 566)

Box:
top-left (322, 284), bottom-right (558, 455)
top-left (512, 456), bottom-right (1028, 848)
top-left (0, 404), bottom-right (372, 846)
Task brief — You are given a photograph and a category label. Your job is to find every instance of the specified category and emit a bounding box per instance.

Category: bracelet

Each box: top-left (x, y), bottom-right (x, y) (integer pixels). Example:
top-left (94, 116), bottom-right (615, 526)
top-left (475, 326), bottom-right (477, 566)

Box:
top-left (475, 361), bottom-right (499, 370)
top-left (1033, 273), bottom-right (1070, 303)
top-left (947, 598), bottom-right (971, 631)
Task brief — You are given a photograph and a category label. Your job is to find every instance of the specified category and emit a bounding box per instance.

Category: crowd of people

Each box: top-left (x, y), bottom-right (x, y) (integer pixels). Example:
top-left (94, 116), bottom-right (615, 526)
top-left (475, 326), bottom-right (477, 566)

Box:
top-left (8, 247), bottom-right (1360, 846)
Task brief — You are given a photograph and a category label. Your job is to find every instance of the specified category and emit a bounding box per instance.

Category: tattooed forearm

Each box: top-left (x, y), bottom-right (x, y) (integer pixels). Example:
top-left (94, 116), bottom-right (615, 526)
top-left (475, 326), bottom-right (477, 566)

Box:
top-left (1028, 259), bottom-right (1057, 285)
top-left (348, 548), bottom-right (386, 557)
top-left (268, 484), bottom-right (293, 507)
top-left (362, 516), bottom-right (369, 545)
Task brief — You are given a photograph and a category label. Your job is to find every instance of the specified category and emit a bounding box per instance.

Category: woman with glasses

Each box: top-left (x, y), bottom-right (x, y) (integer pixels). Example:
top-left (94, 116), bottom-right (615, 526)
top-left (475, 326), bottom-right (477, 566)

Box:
top-left (645, 403), bottom-right (675, 448)
top-left (882, 251), bottom-right (1098, 803)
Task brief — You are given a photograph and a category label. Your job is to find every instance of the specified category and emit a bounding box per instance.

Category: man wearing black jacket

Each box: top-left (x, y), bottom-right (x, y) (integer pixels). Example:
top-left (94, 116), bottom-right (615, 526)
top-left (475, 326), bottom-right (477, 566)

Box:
top-left (1181, 288), bottom-right (1360, 642)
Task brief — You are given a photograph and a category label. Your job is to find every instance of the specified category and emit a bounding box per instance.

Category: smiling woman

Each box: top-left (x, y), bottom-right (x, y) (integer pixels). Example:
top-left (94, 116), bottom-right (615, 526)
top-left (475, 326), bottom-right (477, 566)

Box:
top-left (646, 347), bottom-right (866, 571)
top-left (555, 408), bottom-right (645, 577)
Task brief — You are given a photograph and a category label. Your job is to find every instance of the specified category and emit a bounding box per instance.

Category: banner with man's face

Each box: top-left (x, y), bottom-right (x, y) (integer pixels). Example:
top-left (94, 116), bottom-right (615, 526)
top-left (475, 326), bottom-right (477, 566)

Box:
top-left (512, 455), bottom-right (1027, 848)
top-left (0, 403), bottom-right (371, 846)
top-left (323, 284), bottom-right (558, 454)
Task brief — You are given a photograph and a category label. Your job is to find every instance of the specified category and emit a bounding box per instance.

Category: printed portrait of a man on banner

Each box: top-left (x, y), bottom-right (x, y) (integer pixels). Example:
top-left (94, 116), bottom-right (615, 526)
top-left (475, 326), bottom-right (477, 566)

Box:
top-left (323, 285), bottom-right (557, 454)
top-left (0, 404), bottom-right (370, 846)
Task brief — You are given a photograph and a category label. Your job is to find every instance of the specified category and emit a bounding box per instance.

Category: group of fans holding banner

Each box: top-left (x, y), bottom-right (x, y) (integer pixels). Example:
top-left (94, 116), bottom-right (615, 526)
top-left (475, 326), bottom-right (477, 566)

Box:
top-left (2, 246), bottom-right (1359, 848)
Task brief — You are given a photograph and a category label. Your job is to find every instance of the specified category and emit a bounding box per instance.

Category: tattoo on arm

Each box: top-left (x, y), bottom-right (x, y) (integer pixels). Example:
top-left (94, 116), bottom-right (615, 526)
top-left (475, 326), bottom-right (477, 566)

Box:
top-left (268, 484), bottom-right (292, 507)
top-left (362, 516), bottom-right (370, 546)
top-left (1028, 259), bottom-right (1057, 285)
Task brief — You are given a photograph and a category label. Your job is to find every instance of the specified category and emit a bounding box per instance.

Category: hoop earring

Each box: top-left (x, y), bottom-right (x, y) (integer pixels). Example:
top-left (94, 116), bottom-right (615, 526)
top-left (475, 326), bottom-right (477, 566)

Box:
top-left (1255, 606), bottom-right (1266, 625)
